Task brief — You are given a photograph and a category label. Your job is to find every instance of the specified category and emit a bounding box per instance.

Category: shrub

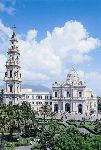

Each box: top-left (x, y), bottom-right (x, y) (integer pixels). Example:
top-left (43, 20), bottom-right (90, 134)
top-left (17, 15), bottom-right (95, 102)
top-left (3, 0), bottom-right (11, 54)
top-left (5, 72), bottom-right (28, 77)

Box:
top-left (5, 142), bottom-right (15, 150)
top-left (15, 138), bottom-right (30, 147)
top-left (31, 144), bottom-right (41, 150)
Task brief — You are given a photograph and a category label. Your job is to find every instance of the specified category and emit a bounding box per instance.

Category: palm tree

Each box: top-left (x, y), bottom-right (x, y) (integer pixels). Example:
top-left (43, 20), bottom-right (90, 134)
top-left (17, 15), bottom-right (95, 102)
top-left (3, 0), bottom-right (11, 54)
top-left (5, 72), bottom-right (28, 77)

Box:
top-left (50, 111), bottom-right (56, 121)
top-left (39, 104), bottom-right (50, 122)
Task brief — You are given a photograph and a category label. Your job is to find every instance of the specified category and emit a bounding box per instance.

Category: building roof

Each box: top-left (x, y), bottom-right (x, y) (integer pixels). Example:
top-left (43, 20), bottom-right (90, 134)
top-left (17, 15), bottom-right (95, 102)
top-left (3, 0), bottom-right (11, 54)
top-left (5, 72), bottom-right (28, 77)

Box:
top-left (21, 89), bottom-right (51, 95)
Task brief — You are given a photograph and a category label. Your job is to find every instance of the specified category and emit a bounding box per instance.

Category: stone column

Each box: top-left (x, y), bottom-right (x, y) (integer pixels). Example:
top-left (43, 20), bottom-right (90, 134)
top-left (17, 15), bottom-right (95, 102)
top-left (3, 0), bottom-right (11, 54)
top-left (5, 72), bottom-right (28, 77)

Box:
top-left (52, 101), bottom-right (54, 112)
top-left (63, 102), bottom-right (65, 112)
top-left (58, 101), bottom-right (61, 113)
top-left (71, 89), bottom-right (73, 113)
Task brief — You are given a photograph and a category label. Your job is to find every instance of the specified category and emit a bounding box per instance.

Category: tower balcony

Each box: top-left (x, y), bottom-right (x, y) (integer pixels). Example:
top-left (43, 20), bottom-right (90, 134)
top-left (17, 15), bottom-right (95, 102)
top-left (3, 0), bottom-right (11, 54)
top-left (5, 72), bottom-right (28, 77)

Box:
top-left (4, 76), bottom-right (22, 82)
top-left (6, 61), bottom-right (21, 68)
top-left (10, 37), bottom-right (18, 42)
top-left (8, 48), bottom-right (20, 54)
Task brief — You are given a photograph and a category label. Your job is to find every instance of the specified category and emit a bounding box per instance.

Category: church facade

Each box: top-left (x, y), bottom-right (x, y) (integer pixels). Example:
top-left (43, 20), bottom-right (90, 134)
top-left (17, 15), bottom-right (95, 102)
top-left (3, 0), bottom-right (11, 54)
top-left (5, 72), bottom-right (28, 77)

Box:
top-left (52, 68), bottom-right (98, 114)
top-left (2, 29), bottom-right (98, 115)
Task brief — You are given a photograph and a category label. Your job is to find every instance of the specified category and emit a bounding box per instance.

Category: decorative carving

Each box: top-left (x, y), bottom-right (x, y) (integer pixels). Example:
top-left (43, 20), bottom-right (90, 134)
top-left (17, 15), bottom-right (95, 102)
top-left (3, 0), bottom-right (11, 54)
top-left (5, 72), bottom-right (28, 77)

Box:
top-left (5, 72), bottom-right (7, 77)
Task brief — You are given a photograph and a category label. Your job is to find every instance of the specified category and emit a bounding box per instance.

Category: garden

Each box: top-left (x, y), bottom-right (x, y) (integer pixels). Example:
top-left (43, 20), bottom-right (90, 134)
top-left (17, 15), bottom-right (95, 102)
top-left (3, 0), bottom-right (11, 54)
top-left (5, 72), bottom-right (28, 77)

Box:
top-left (0, 102), bottom-right (101, 150)
top-left (67, 119), bottom-right (101, 134)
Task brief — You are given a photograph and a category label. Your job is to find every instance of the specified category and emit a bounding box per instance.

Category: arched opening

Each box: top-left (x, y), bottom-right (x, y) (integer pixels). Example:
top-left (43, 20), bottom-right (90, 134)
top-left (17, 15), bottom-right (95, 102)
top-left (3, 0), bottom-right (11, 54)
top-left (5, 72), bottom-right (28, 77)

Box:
top-left (54, 104), bottom-right (58, 113)
top-left (65, 103), bottom-right (70, 113)
top-left (78, 104), bottom-right (83, 114)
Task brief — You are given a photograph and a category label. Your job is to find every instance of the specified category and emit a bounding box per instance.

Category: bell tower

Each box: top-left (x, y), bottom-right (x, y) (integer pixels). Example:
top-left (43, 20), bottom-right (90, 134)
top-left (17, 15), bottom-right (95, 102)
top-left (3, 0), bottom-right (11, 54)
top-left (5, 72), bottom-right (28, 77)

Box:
top-left (4, 26), bottom-right (22, 105)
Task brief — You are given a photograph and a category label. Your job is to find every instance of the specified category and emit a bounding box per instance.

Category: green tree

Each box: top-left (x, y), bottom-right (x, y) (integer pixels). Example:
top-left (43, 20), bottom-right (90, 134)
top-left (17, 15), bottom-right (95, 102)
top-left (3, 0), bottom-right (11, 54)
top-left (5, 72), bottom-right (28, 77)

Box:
top-left (39, 104), bottom-right (50, 122)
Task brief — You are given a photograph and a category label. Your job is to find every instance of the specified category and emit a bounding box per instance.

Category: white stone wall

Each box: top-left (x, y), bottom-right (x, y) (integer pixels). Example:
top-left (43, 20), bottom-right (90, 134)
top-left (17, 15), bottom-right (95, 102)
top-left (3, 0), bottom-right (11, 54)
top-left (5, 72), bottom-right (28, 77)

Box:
top-left (21, 89), bottom-right (52, 112)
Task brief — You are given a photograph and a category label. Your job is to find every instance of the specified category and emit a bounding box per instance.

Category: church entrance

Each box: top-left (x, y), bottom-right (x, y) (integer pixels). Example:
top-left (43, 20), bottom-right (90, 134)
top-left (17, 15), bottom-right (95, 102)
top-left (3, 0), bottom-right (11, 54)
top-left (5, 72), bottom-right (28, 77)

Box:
top-left (78, 104), bottom-right (83, 114)
top-left (54, 104), bottom-right (58, 113)
top-left (65, 103), bottom-right (70, 113)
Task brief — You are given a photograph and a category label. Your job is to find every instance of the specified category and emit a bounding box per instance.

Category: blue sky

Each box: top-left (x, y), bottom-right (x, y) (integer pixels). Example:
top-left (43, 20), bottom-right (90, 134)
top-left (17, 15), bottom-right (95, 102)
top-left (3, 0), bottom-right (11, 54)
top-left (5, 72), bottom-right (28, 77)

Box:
top-left (1, 0), bottom-right (101, 39)
top-left (0, 0), bottom-right (101, 95)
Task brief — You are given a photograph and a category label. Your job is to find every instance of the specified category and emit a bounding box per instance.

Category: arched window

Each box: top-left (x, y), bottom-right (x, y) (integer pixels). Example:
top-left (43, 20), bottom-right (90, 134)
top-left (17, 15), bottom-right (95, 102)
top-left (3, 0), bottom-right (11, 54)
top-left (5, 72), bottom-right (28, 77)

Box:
top-left (54, 104), bottom-right (58, 112)
top-left (65, 103), bottom-right (70, 112)
top-left (78, 104), bottom-right (82, 114)
top-left (67, 91), bottom-right (70, 97)
top-left (10, 85), bottom-right (13, 92)
top-left (91, 94), bottom-right (93, 98)
top-left (16, 56), bottom-right (19, 63)
top-left (79, 91), bottom-right (82, 97)
top-left (10, 70), bottom-right (12, 78)
top-left (55, 92), bottom-right (57, 97)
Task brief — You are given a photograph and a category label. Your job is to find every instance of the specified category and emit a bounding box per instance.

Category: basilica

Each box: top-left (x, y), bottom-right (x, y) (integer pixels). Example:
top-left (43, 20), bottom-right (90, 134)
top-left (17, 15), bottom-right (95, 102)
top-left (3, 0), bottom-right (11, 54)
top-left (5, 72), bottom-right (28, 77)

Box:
top-left (52, 68), bottom-right (97, 114)
top-left (2, 29), bottom-right (98, 115)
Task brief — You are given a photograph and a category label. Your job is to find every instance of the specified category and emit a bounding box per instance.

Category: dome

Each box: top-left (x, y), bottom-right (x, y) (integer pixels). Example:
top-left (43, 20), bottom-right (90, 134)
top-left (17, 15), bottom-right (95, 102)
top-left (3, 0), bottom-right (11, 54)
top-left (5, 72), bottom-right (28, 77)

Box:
top-left (66, 67), bottom-right (80, 85)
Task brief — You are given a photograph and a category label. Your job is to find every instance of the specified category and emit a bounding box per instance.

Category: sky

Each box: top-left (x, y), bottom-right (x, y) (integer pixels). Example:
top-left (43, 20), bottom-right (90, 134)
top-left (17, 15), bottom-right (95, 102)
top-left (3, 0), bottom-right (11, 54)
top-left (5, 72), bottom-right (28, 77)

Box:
top-left (0, 0), bottom-right (101, 95)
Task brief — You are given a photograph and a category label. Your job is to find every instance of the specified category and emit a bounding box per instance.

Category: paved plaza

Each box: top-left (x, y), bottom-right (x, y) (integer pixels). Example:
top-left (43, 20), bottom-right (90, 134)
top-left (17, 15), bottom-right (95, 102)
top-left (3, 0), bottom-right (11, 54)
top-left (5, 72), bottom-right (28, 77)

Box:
top-left (57, 113), bottom-right (101, 121)
top-left (15, 145), bottom-right (32, 150)
top-left (36, 112), bottom-right (101, 121)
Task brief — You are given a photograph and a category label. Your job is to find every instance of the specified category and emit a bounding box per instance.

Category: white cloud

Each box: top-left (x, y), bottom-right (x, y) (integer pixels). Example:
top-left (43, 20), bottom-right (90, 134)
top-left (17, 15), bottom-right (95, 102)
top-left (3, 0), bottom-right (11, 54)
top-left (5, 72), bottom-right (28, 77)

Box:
top-left (26, 30), bottom-right (37, 42)
top-left (0, 20), bottom-right (12, 53)
top-left (0, 20), bottom-right (101, 94)
top-left (0, 2), bottom-right (15, 15)
top-left (78, 70), bottom-right (101, 96)
top-left (0, 54), bottom-right (6, 83)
